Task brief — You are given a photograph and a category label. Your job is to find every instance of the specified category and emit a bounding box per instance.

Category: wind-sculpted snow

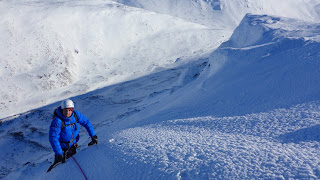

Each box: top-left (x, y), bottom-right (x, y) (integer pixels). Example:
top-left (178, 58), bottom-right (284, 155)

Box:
top-left (224, 14), bottom-right (320, 48)
top-left (112, 0), bottom-right (320, 28)
top-left (110, 102), bottom-right (320, 179)
top-left (0, 59), bottom-right (208, 179)
top-left (106, 14), bottom-right (320, 179)
top-left (0, 0), bottom-right (229, 119)
top-left (205, 14), bottom-right (320, 115)
top-left (2, 1), bottom-right (320, 179)
top-left (150, 14), bottom-right (320, 119)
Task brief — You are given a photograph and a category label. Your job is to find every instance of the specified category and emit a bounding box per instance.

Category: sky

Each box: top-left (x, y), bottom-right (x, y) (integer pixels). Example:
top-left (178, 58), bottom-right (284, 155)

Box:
top-left (1, 0), bottom-right (320, 179)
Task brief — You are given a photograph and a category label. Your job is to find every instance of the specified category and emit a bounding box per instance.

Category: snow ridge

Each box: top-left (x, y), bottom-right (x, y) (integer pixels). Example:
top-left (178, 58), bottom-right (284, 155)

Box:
top-left (105, 14), bottom-right (320, 179)
top-left (0, 0), bottom-right (228, 119)
top-left (1, 0), bottom-right (320, 179)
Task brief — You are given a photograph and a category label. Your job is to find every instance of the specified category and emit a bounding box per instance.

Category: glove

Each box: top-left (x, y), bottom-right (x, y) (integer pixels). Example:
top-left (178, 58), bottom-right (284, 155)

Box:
top-left (88, 135), bottom-right (98, 146)
top-left (54, 154), bottom-right (65, 163)
top-left (65, 144), bottom-right (77, 159)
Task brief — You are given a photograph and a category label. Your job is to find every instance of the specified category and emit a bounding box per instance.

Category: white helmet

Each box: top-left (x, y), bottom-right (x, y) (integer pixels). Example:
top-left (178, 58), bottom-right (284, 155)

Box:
top-left (61, 99), bottom-right (74, 109)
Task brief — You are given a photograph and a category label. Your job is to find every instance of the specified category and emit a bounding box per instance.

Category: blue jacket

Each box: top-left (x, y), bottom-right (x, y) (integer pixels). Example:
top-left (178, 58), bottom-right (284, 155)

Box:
top-left (49, 107), bottom-right (95, 155)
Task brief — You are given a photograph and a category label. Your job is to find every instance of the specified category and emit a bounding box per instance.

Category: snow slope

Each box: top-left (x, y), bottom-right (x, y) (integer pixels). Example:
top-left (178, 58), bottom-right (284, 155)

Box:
top-left (1, 0), bottom-right (320, 179)
top-left (1, 0), bottom-right (319, 119)
top-left (151, 14), bottom-right (320, 119)
top-left (0, 0), bottom-right (229, 119)
top-left (113, 0), bottom-right (320, 28)
top-left (102, 14), bottom-right (320, 179)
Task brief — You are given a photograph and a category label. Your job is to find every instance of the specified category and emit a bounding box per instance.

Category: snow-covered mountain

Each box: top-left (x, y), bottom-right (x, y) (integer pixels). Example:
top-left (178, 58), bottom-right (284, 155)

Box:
top-left (0, 0), bottom-right (230, 119)
top-left (112, 0), bottom-right (320, 28)
top-left (1, 0), bottom-right (320, 179)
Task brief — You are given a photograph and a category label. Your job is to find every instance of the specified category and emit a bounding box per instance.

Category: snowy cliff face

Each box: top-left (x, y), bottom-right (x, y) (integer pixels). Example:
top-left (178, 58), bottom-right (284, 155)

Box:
top-left (105, 14), bottom-right (320, 179)
top-left (223, 14), bottom-right (320, 48)
top-left (0, 0), bottom-right (229, 119)
top-left (153, 14), bottom-right (320, 118)
top-left (1, 0), bottom-right (319, 119)
top-left (206, 14), bottom-right (320, 115)
top-left (2, 0), bottom-right (320, 179)
top-left (221, 0), bottom-right (320, 25)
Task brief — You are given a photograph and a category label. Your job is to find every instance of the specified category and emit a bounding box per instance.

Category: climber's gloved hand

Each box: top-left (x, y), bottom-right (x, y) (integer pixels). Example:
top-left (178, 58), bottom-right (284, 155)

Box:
top-left (54, 154), bottom-right (65, 163)
top-left (88, 135), bottom-right (98, 146)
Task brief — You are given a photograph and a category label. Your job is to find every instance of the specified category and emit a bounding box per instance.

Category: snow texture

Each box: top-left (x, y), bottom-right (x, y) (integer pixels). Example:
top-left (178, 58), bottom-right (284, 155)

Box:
top-left (1, 0), bottom-right (320, 179)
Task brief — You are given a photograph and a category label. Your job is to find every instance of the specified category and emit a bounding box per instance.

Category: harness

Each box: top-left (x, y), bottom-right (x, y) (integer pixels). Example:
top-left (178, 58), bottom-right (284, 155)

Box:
top-left (53, 109), bottom-right (79, 148)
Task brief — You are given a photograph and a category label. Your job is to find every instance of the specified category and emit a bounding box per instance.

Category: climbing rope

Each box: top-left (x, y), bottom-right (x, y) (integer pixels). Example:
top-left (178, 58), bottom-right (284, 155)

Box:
top-left (71, 156), bottom-right (88, 180)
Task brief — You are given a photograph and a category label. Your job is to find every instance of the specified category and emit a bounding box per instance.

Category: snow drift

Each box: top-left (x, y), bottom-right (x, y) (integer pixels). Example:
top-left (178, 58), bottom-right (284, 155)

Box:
top-left (145, 13), bottom-right (320, 119)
